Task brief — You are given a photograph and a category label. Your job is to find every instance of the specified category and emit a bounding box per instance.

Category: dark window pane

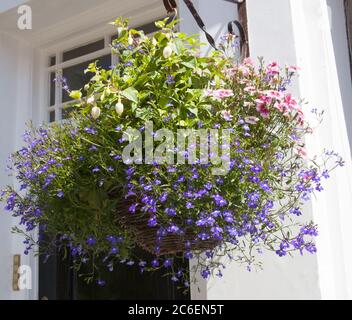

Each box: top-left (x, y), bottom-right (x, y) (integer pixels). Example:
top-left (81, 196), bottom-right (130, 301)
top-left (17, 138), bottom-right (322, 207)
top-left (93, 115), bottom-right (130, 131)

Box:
top-left (49, 56), bottom-right (56, 67)
top-left (50, 72), bottom-right (55, 106)
top-left (63, 39), bottom-right (105, 62)
top-left (49, 111), bottom-right (55, 122)
top-left (62, 54), bottom-right (111, 103)
top-left (136, 20), bottom-right (161, 34)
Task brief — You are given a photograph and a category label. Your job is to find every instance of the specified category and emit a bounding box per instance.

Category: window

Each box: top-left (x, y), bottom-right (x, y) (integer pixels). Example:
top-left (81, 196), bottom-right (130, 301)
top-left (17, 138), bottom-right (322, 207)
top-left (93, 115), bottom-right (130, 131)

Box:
top-left (46, 21), bottom-right (160, 122)
top-left (47, 37), bottom-right (111, 122)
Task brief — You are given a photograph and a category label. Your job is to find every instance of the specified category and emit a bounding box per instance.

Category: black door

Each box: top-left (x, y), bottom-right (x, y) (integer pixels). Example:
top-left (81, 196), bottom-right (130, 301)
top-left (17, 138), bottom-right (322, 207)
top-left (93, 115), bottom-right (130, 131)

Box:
top-left (39, 247), bottom-right (190, 300)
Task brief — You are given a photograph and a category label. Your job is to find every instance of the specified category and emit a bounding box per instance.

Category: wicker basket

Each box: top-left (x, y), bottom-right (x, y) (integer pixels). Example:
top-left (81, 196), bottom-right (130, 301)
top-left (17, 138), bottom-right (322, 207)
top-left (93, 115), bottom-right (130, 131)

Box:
top-left (115, 197), bottom-right (219, 255)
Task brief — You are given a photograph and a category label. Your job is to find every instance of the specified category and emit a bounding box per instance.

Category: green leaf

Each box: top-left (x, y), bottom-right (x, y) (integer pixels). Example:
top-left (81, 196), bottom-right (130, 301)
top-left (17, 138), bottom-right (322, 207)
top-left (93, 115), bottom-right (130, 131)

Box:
top-left (187, 107), bottom-right (198, 117)
top-left (135, 107), bottom-right (152, 120)
top-left (69, 90), bottom-right (82, 100)
top-left (85, 62), bottom-right (97, 74)
top-left (155, 17), bottom-right (169, 29)
top-left (155, 21), bottom-right (165, 29)
top-left (173, 38), bottom-right (184, 55)
top-left (121, 87), bottom-right (139, 103)
top-left (181, 61), bottom-right (195, 69)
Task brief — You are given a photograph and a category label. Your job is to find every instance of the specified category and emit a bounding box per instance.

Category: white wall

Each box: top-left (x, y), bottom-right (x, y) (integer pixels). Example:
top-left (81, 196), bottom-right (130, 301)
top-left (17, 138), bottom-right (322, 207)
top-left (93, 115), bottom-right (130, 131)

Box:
top-left (180, 0), bottom-right (238, 55)
top-left (0, 32), bottom-right (36, 300)
top-left (289, 0), bottom-right (352, 299)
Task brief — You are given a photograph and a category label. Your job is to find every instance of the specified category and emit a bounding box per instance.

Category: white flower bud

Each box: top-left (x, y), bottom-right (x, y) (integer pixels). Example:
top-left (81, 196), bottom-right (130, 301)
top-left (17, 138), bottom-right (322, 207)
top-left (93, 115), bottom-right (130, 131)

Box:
top-left (163, 45), bottom-right (173, 59)
top-left (117, 27), bottom-right (124, 35)
top-left (152, 37), bottom-right (158, 46)
top-left (91, 106), bottom-right (101, 119)
top-left (87, 96), bottom-right (95, 104)
top-left (115, 99), bottom-right (124, 116)
top-left (128, 35), bottom-right (134, 46)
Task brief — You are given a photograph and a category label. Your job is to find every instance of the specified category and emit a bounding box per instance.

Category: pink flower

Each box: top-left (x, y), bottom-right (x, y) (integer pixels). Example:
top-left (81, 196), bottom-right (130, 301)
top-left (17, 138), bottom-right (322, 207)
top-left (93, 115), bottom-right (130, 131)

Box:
top-left (257, 94), bottom-right (272, 105)
top-left (255, 94), bottom-right (272, 118)
top-left (256, 103), bottom-right (270, 118)
top-left (266, 62), bottom-right (280, 75)
top-left (296, 108), bottom-right (304, 118)
top-left (217, 89), bottom-right (234, 98)
top-left (221, 110), bottom-right (233, 121)
top-left (224, 67), bottom-right (236, 77)
top-left (283, 94), bottom-right (298, 109)
top-left (287, 65), bottom-right (300, 74)
top-left (238, 65), bottom-right (250, 76)
top-left (293, 108), bottom-right (305, 126)
top-left (296, 116), bottom-right (305, 126)
top-left (243, 57), bottom-right (254, 66)
top-left (265, 90), bottom-right (282, 101)
top-left (244, 86), bottom-right (257, 95)
top-left (275, 103), bottom-right (284, 113)
top-left (296, 147), bottom-right (308, 159)
top-left (238, 79), bottom-right (248, 85)
top-left (245, 116), bottom-right (259, 124)
top-left (255, 101), bottom-right (270, 118)
top-left (206, 89), bottom-right (234, 99)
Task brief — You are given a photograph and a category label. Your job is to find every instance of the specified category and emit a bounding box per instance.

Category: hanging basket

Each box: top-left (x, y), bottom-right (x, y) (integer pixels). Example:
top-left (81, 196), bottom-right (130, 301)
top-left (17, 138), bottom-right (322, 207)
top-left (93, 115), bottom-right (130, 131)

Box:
top-left (115, 197), bottom-right (219, 255)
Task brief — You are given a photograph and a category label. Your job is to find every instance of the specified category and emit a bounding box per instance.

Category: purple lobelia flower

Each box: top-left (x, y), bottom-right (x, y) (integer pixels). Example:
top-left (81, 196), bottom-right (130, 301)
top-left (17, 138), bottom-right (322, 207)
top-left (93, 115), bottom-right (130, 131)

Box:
top-left (148, 216), bottom-right (158, 227)
top-left (213, 194), bottom-right (227, 207)
top-left (84, 126), bottom-right (97, 135)
top-left (165, 207), bottom-right (176, 217)
top-left (57, 190), bottom-right (64, 198)
top-left (163, 258), bottom-right (173, 268)
top-left (165, 74), bottom-right (175, 85)
top-left (92, 167), bottom-right (100, 173)
top-left (86, 236), bottom-right (96, 246)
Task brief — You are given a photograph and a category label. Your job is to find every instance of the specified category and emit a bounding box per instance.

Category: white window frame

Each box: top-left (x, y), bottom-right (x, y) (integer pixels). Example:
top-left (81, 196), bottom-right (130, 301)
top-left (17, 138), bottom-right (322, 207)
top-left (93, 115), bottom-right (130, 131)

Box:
top-left (39, 17), bottom-right (165, 124)
top-left (45, 31), bottom-right (123, 122)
